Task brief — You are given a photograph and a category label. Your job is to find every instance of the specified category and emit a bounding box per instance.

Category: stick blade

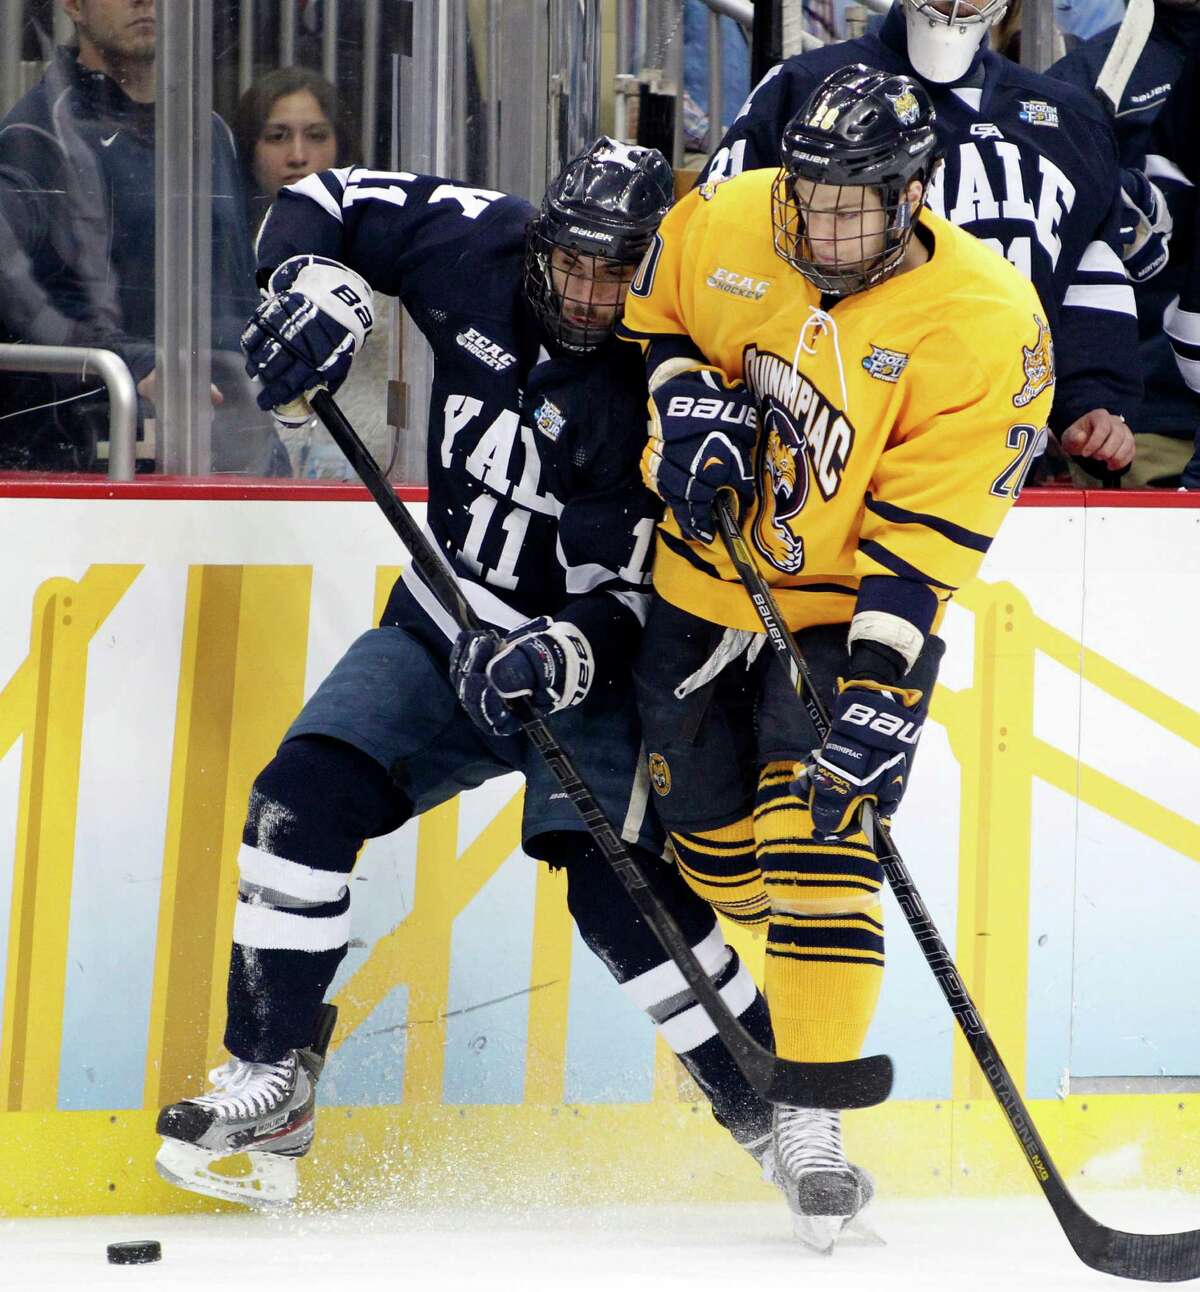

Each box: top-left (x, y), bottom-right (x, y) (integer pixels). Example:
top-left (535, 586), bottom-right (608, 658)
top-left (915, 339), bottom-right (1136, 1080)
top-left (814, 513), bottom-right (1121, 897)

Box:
top-left (764, 1053), bottom-right (894, 1109)
top-left (1068, 1218), bottom-right (1200, 1283)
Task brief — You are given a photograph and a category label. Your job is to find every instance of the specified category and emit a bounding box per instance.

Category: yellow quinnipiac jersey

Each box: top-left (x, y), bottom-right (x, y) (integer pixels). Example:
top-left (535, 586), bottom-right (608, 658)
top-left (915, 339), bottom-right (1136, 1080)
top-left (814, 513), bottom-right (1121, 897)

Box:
top-left (619, 168), bottom-right (1055, 638)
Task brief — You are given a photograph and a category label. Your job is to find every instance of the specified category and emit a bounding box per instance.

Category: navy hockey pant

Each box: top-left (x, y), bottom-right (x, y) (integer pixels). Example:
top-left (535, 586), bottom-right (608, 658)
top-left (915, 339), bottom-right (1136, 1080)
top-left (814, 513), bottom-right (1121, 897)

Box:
top-left (224, 733), bottom-right (774, 1147)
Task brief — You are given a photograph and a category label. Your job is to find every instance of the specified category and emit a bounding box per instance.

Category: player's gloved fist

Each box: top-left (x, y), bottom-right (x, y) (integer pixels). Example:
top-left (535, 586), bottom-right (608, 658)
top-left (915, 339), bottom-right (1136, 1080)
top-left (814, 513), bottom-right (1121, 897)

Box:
top-left (241, 255), bottom-right (374, 425)
top-left (641, 366), bottom-right (757, 543)
top-left (796, 678), bottom-right (929, 837)
top-left (449, 616), bottom-right (595, 738)
top-left (1119, 169), bottom-right (1172, 283)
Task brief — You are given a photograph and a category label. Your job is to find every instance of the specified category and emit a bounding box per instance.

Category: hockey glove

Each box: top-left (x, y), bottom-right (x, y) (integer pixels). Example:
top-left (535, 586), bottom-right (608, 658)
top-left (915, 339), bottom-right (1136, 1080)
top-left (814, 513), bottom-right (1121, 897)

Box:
top-left (797, 679), bottom-right (929, 838)
top-left (1119, 169), bottom-right (1172, 284)
top-left (641, 367), bottom-right (758, 543)
top-left (450, 616), bottom-right (595, 739)
top-left (241, 255), bottom-right (374, 426)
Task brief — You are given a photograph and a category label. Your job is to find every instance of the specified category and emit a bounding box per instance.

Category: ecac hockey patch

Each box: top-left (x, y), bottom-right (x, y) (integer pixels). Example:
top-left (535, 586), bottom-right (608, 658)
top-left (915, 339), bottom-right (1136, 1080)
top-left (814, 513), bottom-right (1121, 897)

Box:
top-left (456, 327), bottom-right (516, 372)
top-left (533, 397), bottom-right (566, 442)
top-left (1018, 100), bottom-right (1059, 128)
top-left (706, 266), bottom-right (771, 300)
top-left (862, 344), bottom-right (909, 383)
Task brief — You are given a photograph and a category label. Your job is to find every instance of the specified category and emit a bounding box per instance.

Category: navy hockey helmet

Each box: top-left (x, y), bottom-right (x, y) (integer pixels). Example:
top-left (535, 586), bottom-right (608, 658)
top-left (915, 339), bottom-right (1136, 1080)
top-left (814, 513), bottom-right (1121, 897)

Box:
top-left (525, 136), bottom-right (674, 352)
top-left (771, 65), bottom-right (942, 296)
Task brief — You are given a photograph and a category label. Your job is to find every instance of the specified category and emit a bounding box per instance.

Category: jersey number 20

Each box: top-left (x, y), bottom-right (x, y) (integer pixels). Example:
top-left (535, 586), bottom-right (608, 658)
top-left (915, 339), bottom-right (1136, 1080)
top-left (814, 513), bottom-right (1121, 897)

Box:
top-left (990, 423), bottom-right (1046, 500)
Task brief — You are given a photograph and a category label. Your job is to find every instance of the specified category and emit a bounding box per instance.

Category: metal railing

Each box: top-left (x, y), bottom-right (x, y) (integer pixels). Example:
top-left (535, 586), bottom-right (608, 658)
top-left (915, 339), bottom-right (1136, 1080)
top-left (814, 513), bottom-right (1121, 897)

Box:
top-left (0, 345), bottom-right (137, 482)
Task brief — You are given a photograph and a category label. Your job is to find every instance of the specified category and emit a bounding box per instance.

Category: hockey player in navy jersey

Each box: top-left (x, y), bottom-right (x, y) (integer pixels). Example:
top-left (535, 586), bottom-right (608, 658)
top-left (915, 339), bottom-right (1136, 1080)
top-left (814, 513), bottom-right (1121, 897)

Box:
top-left (1049, 0), bottom-right (1200, 486)
top-left (699, 0), bottom-right (1136, 476)
top-left (154, 139), bottom-right (777, 1207)
top-left (1154, 44), bottom-right (1200, 485)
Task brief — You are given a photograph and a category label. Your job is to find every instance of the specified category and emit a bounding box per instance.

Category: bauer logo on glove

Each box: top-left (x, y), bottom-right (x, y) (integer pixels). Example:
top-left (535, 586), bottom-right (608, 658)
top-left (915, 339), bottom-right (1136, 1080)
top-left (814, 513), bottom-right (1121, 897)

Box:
top-left (241, 254), bottom-right (375, 425)
top-left (449, 616), bottom-right (595, 738)
top-left (641, 365), bottom-right (758, 543)
top-left (798, 678), bottom-right (928, 837)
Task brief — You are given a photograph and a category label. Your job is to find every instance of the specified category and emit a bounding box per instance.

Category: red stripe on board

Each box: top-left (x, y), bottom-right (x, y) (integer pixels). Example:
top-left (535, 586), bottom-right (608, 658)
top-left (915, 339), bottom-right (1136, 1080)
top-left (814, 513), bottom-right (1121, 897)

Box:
top-left (0, 475), bottom-right (428, 502)
top-left (0, 477), bottom-right (1193, 509)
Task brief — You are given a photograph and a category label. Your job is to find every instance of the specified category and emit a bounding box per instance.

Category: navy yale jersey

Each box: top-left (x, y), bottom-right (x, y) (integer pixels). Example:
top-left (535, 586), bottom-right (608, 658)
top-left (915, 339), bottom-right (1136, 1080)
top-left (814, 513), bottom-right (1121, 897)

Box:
top-left (699, 5), bottom-right (1139, 432)
top-left (256, 168), bottom-right (660, 675)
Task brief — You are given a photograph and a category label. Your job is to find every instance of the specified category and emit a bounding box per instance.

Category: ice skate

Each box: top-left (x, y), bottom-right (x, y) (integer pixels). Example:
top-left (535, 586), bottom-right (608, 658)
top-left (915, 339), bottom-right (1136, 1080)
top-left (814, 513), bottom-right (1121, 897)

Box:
top-left (768, 1104), bottom-right (875, 1253)
top-left (155, 1004), bottom-right (336, 1208)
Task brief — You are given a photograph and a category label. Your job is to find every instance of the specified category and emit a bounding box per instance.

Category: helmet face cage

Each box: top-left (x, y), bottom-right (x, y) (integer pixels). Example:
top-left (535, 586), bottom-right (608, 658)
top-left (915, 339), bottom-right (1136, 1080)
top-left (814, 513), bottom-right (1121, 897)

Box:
top-left (771, 172), bottom-right (922, 296)
top-left (771, 66), bottom-right (940, 295)
top-left (523, 222), bottom-right (640, 353)
top-left (904, 0), bottom-right (1007, 29)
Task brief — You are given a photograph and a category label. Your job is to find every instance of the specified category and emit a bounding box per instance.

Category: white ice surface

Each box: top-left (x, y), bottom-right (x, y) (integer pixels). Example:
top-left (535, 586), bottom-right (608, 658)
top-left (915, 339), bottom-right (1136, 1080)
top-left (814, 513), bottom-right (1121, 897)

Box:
top-left (6, 1193), bottom-right (1199, 1292)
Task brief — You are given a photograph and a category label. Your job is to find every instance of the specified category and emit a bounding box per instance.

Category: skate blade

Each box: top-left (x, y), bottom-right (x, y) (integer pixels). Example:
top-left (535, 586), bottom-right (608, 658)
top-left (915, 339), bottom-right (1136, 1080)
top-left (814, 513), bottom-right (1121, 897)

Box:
top-left (155, 1138), bottom-right (298, 1209)
top-left (790, 1212), bottom-right (848, 1255)
top-left (841, 1214), bottom-right (886, 1247)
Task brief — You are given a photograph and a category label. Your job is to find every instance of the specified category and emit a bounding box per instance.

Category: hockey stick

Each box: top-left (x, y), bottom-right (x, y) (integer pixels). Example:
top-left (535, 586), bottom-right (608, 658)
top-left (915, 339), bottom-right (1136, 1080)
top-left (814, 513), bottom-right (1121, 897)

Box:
top-left (713, 490), bottom-right (1200, 1282)
top-left (298, 385), bottom-right (891, 1110)
top-left (1095, 0), bottom-right (1155, 116)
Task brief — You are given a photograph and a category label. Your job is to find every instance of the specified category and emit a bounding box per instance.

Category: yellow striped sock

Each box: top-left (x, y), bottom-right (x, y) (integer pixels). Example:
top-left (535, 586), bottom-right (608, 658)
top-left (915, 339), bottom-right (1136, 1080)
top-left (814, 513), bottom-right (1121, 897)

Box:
top-left (670, 817), bottom-right (768, 927)
top-left (754, 761), bottom-right (885, 1062)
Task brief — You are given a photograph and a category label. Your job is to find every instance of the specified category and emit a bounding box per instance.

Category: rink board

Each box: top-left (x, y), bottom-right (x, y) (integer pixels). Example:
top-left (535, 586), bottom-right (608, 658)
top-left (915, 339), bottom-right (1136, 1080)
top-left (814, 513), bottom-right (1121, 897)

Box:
top-left (0, 486), bottom-right (1194, 1216)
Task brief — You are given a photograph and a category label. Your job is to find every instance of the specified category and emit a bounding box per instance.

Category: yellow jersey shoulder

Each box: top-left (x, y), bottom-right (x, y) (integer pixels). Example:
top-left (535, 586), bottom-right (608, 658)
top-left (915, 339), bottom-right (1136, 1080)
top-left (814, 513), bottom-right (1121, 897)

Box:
top-left (902, 211), bottom-right (1055, 419)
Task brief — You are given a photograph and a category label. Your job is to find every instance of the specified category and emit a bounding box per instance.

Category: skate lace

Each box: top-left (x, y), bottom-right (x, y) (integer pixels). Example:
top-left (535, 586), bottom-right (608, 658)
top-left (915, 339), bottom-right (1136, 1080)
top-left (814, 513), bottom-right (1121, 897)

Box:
top-left (192, 1055), bottom-right (297, 1121)
top-left (775, 1107), bottom-right (847, 1177)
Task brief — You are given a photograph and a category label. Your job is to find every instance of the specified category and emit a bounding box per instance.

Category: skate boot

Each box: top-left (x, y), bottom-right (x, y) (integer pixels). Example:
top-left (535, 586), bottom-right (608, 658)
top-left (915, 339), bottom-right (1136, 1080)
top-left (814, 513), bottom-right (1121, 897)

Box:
top-left (769, 1104), bottom-right (875, 1253)
top-left (155, 1004), bottom-right (337, 1208)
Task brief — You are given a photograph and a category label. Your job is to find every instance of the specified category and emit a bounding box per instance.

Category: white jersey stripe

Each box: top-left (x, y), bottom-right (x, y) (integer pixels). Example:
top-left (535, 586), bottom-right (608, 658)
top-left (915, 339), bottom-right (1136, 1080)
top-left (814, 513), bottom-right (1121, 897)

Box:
top-left (1062, 281), bottom-right (1137, 316)
top-left (1076, 240), bottom-right (1125, 276)
top-left (286, 171), bottom-right (344, 223)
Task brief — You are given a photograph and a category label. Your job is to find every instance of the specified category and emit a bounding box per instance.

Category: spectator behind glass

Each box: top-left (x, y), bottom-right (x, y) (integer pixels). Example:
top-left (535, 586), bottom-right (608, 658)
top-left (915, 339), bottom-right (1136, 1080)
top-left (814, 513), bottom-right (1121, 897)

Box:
top-left (234, 66), bottom-right (392, 478)
top-left (0, 0), bottom-right (282, 474)
top-left (234, 67), bottom-right (342, 236)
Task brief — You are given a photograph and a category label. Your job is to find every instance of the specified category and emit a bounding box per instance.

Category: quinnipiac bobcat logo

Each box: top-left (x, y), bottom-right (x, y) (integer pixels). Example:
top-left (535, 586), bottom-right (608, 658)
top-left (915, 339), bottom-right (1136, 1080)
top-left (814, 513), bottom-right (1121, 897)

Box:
top-left (1013, 315), bottom-right (1055, 408)
top-left (887, 89), bottom-right (920, 125)
top-left (752, 398), bottom-right (809, 575)
top-left (648, 752), bottom-right (671, 796)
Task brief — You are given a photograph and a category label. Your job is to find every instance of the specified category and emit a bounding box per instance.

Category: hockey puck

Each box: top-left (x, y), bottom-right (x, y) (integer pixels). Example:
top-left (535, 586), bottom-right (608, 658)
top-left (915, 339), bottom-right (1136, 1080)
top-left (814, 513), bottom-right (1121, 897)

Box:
top-left (106, 1240), bottom-right (162, 1265)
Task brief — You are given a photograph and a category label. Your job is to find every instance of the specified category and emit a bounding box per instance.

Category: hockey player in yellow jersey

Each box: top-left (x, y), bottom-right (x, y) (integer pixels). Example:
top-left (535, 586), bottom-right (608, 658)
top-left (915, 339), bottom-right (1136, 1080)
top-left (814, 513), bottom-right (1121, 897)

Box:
top-left (619, 65), bottom-right (1055, 1250)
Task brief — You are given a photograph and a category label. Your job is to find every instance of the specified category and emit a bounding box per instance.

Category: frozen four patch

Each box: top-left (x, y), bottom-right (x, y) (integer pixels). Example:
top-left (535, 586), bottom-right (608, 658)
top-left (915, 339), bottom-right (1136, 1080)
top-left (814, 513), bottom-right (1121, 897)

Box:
top-left (862, 344), bottom-right (909, 383)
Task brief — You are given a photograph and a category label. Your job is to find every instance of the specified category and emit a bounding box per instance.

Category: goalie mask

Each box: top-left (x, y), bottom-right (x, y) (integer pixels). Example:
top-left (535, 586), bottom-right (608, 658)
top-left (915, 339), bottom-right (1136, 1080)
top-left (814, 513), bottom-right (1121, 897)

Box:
top-left (524, 136), bottom-right (673, 353)
top-left (771, 65), bottom-right (942, 297)
top-left (903, 0), bottom-right (1008, 84)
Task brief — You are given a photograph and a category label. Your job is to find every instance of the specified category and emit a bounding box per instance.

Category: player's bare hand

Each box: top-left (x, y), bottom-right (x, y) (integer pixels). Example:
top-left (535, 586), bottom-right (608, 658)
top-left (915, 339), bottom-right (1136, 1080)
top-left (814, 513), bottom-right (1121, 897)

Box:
top-left (137, 369), bottom-right (224, 408)
top-left (1060, 409), bottom-right (1134, 471)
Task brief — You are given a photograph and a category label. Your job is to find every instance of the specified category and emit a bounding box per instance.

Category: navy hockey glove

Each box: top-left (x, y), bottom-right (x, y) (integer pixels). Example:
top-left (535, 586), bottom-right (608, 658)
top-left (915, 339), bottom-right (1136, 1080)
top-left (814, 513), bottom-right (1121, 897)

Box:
top-left (797, 679), bottom-right (929, 838)
top-left (450, 616), bottom-right (595, 739)
top-left (1119, 169), bottom-right (1172, 284)
top-left (642, 367), bottom-right (757, 543)
top-left (241, 255), bottom-right (374, 426)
